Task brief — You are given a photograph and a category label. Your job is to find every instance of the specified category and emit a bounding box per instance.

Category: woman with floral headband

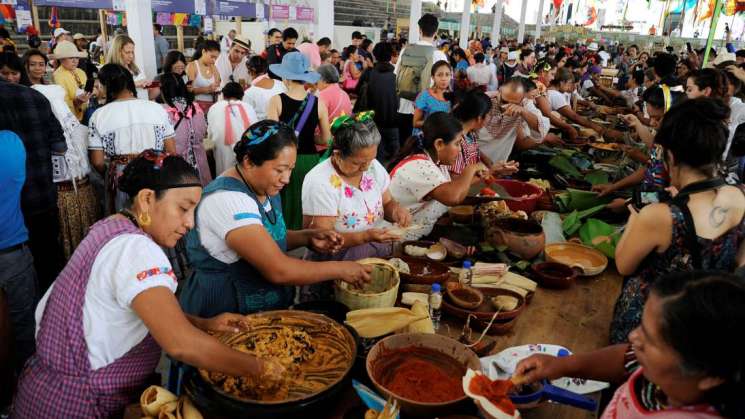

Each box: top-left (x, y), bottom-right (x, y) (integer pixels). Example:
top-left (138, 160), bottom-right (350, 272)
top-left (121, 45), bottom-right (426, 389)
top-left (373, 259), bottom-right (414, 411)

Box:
top-left (180, 120), bottom-right (371, 318)
top-left (299, 112), bottom-right (412, 301)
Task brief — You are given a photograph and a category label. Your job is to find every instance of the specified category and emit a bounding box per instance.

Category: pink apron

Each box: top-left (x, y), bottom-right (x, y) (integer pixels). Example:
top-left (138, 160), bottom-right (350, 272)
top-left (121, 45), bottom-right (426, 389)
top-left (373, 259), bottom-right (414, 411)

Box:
top-left (12, 218), bottom-right (163, 418)
top-left (601, 369), bottom-right (721, 419)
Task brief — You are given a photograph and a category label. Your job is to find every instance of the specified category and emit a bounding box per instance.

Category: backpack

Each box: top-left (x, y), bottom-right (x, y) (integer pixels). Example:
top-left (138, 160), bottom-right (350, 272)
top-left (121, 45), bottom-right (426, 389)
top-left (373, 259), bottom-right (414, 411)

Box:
top-left (396, 44), bottom-right (435, 101)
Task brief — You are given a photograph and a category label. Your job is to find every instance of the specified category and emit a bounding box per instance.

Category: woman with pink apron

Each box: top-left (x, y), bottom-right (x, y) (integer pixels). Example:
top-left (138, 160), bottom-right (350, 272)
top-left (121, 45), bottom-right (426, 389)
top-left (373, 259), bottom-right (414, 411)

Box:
top-left (512, 271), bottom-right (744, 419)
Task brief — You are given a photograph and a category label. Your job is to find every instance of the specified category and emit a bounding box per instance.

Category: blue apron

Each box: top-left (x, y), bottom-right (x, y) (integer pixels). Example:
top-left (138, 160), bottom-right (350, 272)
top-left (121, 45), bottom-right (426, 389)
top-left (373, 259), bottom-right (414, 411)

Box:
top-left (179, 176), bottom-right (293, 318)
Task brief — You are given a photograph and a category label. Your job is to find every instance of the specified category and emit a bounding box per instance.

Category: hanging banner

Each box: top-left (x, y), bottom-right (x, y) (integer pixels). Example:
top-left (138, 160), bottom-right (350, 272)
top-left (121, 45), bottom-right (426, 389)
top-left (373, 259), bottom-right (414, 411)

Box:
top-left (36, 0), bottom-right (113, 7)
top-left (152, 0), bottom-right (207, 15)
top-left (203, 15), bottom-right (213, 33)
top-left (156, 12), bottom-right (172, 25)
top-left (294, 6), bottom-right (313, 21)
top-left (211, 0), bottom-right (258, 17)
top-left (271, 4), bottom-right (289, 19)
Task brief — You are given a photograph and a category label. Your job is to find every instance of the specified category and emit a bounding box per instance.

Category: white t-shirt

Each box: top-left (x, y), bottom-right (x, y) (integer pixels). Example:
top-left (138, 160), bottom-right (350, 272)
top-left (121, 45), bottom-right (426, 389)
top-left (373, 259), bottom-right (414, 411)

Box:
top-left (207, 100), bottom-right (258, 175)
top-left (726, 97), bottom-right (745, 158)
top-left (522, 99), bottom-right (550, 142)
top-left (598, 51), bottom-right (611, 67)
top-left (196, 188), bottom-right (271, 264)
top-left (35, 234), bottom-right (177, 370)
top-left (467, 63), bottom-right (495, 87)
top-left (580, 79), bottom-right (595, 97)
top-left (88, 99), bottom-right (175, 156)
top-left (394, 41), bottom-right (449, 114)
top-left (547, 89), bottom-right (569, 111)
top-left (243, 79), bottom-right (286, 121)
top-left (302, 159), bottom-right (390, 232)
top-left (389, 154), bottom-right (450, 240)
top-left (216, 53), bottom-right (250, 89)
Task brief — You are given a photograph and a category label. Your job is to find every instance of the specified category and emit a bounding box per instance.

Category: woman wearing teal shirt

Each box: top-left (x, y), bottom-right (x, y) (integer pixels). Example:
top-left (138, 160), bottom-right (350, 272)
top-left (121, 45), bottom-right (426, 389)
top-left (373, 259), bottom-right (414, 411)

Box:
top-left (180, 120), bottom-right (371, 317)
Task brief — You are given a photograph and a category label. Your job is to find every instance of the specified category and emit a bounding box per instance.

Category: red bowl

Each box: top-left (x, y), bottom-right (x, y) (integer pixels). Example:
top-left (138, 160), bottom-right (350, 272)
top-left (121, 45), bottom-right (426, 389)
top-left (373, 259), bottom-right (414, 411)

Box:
top-left (491, 179), bottom-right (544, 214)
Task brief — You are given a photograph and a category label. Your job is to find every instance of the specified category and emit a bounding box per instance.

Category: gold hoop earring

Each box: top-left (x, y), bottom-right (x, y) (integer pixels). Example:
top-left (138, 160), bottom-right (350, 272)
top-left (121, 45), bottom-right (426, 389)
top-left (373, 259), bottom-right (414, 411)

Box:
top-left (137, 212), bottom-right (152, 227)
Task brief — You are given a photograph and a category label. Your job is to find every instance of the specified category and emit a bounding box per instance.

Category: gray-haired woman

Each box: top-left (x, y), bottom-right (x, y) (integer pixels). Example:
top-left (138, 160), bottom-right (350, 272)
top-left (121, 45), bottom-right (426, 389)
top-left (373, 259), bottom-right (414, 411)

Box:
top-left (300, 115), bottom-right (411, 301)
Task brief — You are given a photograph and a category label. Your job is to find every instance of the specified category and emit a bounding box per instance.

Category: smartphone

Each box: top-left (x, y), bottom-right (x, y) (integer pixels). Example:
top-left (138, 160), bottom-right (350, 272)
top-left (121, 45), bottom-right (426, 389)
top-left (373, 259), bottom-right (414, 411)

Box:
top-left (686, 42), bottom-right (692, 53)
top-left (84, 77), bottom-right (95, 93)
top-left (633, 188), bottom-right (670, 209)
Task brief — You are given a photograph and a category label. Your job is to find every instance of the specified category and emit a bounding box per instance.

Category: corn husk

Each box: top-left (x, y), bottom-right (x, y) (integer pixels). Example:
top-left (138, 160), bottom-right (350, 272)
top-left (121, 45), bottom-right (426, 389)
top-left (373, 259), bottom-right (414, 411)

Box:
top-left (404, 300), bottom-right (435, 334)
top-left (140, 386), bottom-right (178, 417)
top-left (176, 396), bottom-right (203, 419)
top-left (157, 401), bottom-right (178, 419)
top-left (492, 295), bottom-right (519, 311)
top-left (401, 292), bottom-right (428, 306)
top-left (345, 307), bottom-right (427, 338)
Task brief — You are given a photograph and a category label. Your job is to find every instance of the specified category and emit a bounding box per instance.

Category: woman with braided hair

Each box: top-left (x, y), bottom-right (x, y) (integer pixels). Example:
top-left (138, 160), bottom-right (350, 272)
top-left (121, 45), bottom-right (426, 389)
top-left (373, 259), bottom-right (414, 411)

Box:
top-left (299, 113), bottom-right (412, 301)
top-left (180, 120), bottom-right (371, 318)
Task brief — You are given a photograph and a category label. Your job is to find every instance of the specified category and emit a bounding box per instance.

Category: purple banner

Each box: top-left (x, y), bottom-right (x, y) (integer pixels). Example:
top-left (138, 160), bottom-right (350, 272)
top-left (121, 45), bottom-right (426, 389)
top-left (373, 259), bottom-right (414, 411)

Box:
top-left (294, 6), bottom-right (313, 22)
top-left (211, 0), bottom-right (257, 17)
top-left (35, 0), bottom-right (113, 7)
top-left (270, 4), bottom-right (288, 19)
top-left (152, 0), bottom-right (205, 14)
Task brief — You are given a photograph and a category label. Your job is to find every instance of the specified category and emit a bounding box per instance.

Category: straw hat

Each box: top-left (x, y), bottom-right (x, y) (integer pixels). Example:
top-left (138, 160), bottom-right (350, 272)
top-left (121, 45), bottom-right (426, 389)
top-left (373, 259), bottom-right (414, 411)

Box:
top-left (51, 40), bottom-right (87, 60)
top-left (232, 35), bottom-right (250, 51)
top-left (72, 33), bottom-right (86, 41)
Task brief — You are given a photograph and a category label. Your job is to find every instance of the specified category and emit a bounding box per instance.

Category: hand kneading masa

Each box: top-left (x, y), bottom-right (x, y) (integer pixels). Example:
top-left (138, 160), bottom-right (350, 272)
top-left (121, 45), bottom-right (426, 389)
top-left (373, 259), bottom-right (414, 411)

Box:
top-left (200, 311), bottom-right (355, 402)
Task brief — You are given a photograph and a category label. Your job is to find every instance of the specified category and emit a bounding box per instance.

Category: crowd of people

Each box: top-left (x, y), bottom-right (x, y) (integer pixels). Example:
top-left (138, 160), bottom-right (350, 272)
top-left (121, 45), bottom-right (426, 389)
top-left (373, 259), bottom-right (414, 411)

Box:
top-left (1, 11), bottom-right (745, 419)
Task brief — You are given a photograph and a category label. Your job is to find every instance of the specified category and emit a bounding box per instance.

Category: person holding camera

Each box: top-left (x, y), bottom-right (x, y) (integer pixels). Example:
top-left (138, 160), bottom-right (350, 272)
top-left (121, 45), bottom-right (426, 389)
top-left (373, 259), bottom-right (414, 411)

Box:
top-left (610, 98), bottom-right (745, 344)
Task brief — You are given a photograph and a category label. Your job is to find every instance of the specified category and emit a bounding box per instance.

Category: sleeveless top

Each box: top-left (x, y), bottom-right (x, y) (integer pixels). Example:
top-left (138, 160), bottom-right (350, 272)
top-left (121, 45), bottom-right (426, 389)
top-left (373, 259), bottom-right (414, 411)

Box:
top-left (179, 176), bottom-right (292, 318)
top-left (193, 62), bottom-right (216, 102)
top-left (279, 93), bottom-right (319, 155)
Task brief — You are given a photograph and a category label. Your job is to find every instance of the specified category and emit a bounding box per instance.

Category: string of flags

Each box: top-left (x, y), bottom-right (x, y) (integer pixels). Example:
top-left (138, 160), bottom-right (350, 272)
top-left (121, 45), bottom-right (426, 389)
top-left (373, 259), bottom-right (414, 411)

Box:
top-left (156, 12), bottom-right (203, 27)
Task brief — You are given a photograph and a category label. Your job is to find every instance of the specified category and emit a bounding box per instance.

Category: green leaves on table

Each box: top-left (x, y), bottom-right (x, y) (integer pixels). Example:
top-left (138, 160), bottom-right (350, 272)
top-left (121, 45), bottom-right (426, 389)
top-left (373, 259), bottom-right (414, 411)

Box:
top-left (579, 219), bottom-right (621, 259)
top-left (549, 155), bottom-right (582, 179)
top-left (561, 204), bottom-right (607, 236)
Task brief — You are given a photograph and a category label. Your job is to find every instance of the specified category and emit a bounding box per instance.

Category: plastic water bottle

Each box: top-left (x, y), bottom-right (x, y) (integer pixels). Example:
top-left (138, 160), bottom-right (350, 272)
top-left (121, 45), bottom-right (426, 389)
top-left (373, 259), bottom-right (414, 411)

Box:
top-left (429, 283), bottom-right (443, 330)
top-left (459, 260), bottom-right (473, 286)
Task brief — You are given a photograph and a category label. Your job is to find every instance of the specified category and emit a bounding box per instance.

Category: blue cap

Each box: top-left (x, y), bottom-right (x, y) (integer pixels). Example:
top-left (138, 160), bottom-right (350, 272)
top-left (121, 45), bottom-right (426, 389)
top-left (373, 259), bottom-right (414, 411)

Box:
top-left (557, 348), bottom-right (570, 357)
top-left (463, 260), bottom-right (472, 269)
top-left (431, 283), bottom-right (441, 292)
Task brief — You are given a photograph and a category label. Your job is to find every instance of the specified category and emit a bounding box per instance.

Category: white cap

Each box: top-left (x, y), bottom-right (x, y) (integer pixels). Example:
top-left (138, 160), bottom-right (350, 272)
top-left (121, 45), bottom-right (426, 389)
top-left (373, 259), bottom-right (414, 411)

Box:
top-left (53, 28), bottom-right (70, 38)
top-left (587, 42), bottom-right (599, 51)
top-left (507, 51), bottom-right (518, 61)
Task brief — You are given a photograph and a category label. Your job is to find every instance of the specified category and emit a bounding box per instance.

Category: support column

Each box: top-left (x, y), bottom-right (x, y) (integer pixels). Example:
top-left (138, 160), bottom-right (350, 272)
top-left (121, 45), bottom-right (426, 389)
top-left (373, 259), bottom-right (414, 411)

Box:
top-left (176, 25), bottom-right (184, 52)
top-left (124, 0), bottom-right (157, 79)
top-left (409, 0), bottom-right (422, 43)
top-left (535, 0), bottom-right (545, 39)
top-left (313, 0), bottom-right (334, 41)
top-left (236, 16), bottom-right (242, 35)
top-left (490, 0), bottom-right (503, 45)
top-left (459, 0), bottom-right (471, 49)
top-left (517, 0), bottom-right (528, 43)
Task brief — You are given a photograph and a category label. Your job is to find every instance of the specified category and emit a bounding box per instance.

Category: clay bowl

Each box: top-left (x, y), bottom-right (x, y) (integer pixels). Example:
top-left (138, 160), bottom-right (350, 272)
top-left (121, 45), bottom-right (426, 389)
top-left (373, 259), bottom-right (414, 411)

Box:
top-left (449, 205), bottom-right (475, 224)
top-left (484, 218), bottom-right (546, 260)
top-left (397, 256), bottom-right (451, 285)
top-left (544, 242), bottom-right (608, 276)
top-left (445, 287), bottom-right (484, 310)
top-left (530, 262), bottom-right (578, 289)
top-left (442, 287), bottom-right (525, 322)
top-left (366, 333), bottom-right (481, 417)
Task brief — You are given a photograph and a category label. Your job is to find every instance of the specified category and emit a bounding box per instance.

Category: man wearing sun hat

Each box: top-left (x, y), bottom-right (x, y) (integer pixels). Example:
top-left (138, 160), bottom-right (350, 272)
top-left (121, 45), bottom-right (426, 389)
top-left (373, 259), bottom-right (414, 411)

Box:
top-left (265, 51), bottom-right (326, 230)
top-left (216, 35), bottom-right (251, 89)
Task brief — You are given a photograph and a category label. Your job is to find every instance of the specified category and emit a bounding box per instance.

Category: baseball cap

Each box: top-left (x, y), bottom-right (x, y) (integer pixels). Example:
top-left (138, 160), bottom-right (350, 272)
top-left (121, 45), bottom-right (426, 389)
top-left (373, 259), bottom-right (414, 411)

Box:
top-left (53, 28), bottom-right (70, 38)
top-left (73, 33), bottom-right (86, 41)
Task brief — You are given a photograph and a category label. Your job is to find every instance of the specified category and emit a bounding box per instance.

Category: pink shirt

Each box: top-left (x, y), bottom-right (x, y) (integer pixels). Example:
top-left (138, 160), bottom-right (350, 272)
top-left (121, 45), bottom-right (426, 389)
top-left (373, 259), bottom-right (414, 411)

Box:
top-left (319, 83), bottom-right (353, 122)
top-left (297, 42), bottom-right (321, 69)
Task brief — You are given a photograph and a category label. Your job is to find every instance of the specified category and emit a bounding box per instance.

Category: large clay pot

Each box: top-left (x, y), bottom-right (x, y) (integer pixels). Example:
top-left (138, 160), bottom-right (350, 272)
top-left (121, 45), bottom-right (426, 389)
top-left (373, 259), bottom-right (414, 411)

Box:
top-left (486, 218), bottom-right (545, 260)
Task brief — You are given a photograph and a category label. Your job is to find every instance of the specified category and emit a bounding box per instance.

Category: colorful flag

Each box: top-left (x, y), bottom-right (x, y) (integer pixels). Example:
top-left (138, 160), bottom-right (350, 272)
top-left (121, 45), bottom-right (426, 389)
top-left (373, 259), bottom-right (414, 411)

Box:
top-left (173, 13), bottom-right (188, 26)
top-left (156, 12), bottom-right (172, 26)
top-left (48, 6), bottom-right (59, 29)
top-left (188, 14), bottom-right (202, 27)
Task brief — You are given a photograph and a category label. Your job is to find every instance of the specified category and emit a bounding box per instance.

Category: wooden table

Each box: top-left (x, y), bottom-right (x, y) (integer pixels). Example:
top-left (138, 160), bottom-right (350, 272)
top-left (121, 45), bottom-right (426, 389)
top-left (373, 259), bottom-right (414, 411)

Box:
top-left (436, 269), bottom-right (623, 419)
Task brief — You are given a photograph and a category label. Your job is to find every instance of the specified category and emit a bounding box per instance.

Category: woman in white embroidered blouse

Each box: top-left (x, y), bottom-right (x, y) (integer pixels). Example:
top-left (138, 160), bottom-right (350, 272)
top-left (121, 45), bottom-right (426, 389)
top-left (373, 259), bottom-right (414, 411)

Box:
top-left (300, 116), bottom-right (411, 301)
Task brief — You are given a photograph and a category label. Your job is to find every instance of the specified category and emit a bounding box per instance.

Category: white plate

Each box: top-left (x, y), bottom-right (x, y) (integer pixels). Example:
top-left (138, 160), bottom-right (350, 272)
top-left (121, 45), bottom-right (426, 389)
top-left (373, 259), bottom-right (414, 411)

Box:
top-left (479, 344), bottom-right (610, 395)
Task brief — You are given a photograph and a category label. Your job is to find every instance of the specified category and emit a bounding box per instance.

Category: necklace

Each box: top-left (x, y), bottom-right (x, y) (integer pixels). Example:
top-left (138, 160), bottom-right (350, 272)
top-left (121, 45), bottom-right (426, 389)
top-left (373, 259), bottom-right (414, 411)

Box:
top-left (234, 165), bottom-right (277, 225)
top-left (119, 209), bottom-right (140, 228)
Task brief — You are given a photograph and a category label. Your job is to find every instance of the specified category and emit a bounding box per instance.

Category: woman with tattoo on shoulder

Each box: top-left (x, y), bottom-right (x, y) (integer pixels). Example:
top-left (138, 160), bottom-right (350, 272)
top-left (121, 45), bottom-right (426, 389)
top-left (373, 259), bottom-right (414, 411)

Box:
top-left (610, 98), bottom-right (745, 344)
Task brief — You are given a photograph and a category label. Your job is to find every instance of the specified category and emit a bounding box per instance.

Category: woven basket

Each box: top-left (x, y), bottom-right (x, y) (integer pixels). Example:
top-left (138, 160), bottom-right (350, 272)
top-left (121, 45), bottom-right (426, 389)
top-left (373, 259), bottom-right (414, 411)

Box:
top-left (334, 258), bottom-right (399, 310)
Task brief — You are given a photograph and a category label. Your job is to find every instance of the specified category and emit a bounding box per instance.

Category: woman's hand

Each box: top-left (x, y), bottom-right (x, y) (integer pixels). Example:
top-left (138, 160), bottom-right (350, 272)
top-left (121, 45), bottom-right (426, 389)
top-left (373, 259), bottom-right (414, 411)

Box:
top-left (74, 92), bottom-right (91, 106)
top-left (365, 228), bottom-right (403, 243)
top-left (515, 354), bottom-right (568, 384)
top-left (620, 114), bottom-right (641, 131)
top-left (135, 79), bottom-right (151, 89)
top-left (491, 160), bottom-right (519, 177)
top-left (309, 230), bottom-right (345, 254)
top-left (390, 204), bottom-right (412, 227)
top-left (337, 262), bottom-right (373, 288)
top-left (565, 125), bottom-right (579, 142)
top-left (202, 313), bottom-right (250, 333)
top-left (591, 183), bottom-right (616, 197)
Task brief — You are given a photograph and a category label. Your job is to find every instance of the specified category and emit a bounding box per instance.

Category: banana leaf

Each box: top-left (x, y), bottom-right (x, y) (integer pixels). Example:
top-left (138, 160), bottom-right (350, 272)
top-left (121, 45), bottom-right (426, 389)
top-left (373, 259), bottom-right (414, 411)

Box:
top-left (562, 210), bottom-right (581, 236)
top-left (549, 155), bottom-right (583, 179)
top-left (579, 218), bottom-right (621, 259)
top-left (565, 188), bottom-right (613, 211)
top-left (584, 170), bottom-right (610, 186)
